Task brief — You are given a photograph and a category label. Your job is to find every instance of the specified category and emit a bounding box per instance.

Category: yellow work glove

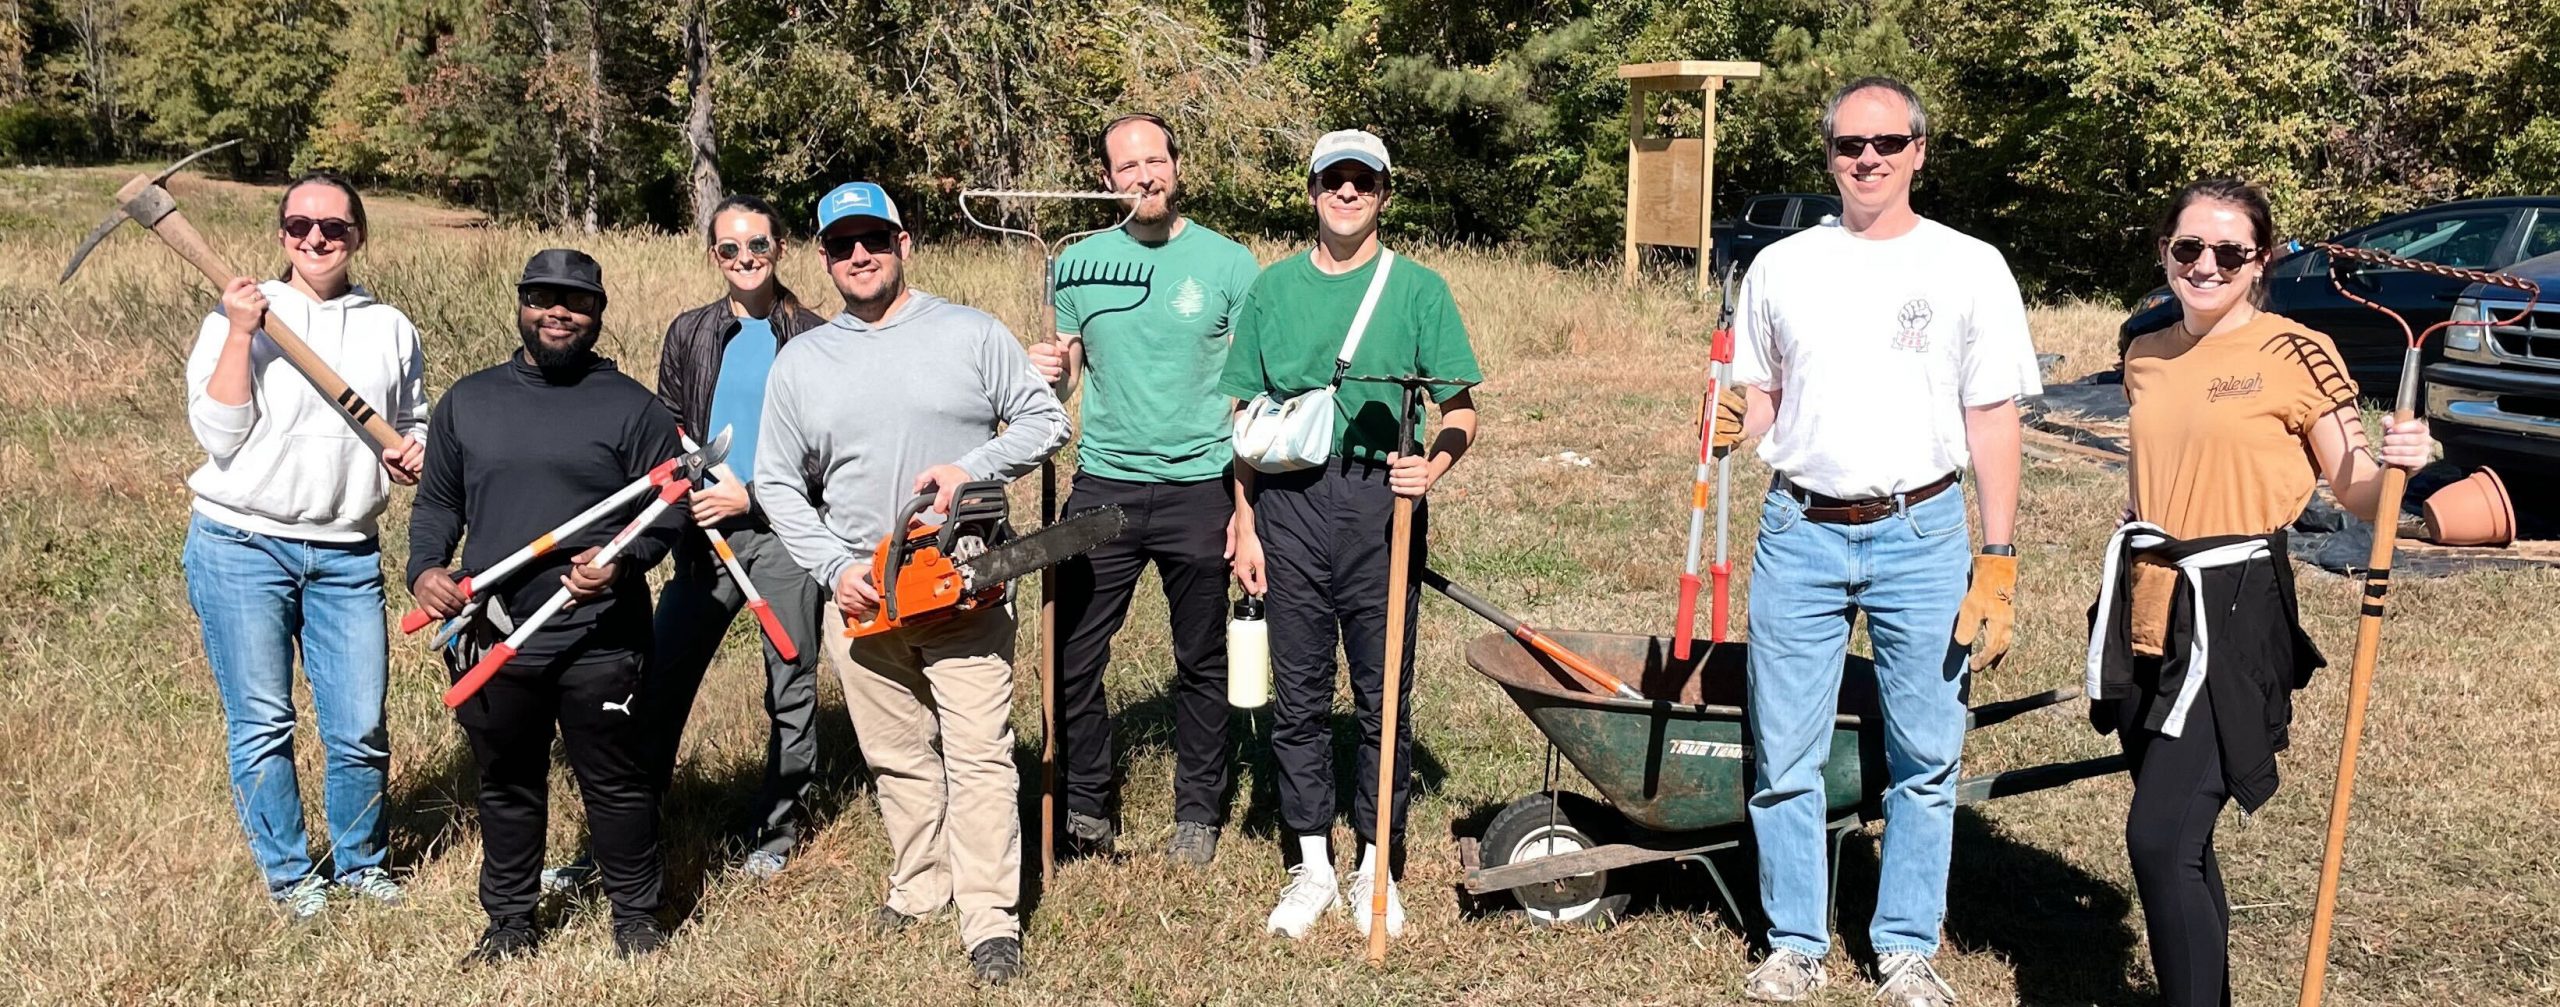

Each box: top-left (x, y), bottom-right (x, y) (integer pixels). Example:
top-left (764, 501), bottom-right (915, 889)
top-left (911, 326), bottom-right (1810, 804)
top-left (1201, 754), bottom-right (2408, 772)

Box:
top-left (1952, 552), bottom-right (2017, 671)
top-left (1709, 387), bottom-right (1747, 453)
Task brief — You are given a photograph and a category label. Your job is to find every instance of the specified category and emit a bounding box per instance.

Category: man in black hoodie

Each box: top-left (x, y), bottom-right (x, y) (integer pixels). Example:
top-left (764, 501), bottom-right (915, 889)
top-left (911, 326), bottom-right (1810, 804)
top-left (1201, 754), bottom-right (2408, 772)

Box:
top-left (408, 248), bottom-right (684, 962)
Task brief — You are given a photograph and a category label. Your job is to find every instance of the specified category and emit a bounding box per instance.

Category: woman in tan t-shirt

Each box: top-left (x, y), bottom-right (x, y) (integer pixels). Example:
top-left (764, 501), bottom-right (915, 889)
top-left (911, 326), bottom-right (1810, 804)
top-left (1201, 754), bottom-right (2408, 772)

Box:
top-left (2100, 178), bottom-right (2432, 1007)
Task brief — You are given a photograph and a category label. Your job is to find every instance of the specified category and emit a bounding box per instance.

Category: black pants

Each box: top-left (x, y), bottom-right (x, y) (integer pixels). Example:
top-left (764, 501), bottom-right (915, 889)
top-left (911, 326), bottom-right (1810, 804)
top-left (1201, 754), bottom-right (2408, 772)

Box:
top-left (644, 526), bottom-right (828, 855)
top-left (454, 651), bottom-right (662, 925)
top-left (2115, 676), bottom-right (2233, 1007)
top-left (1255, 458), bottom-right (1423, 856)
top-left (1055, 473), bottom-right (1235, 826)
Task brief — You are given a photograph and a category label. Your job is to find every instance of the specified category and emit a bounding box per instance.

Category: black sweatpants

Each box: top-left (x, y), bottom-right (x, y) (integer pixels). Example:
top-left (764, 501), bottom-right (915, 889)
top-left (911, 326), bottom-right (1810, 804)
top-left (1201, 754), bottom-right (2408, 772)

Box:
top-left (454, 651), bottom-right (663, 926)
top-left (1055, 473), bottom-right (1236, 826)
top-left (1255, 458), bottom-right (1424, 858)
top-left (2114, 674), bottom-right (2233, 1007)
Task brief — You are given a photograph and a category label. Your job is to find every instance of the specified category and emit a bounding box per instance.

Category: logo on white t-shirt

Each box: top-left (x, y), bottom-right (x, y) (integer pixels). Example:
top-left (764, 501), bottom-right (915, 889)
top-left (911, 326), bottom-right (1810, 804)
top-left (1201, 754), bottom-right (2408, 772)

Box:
top-left (1894, 299), bottom-right (1934, 352)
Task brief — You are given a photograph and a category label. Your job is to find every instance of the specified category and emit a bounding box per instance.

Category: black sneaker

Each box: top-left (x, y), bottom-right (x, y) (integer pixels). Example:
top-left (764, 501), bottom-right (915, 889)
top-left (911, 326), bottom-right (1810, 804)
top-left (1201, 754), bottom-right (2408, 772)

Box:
top-left (461, 918), bottom-right (540, 966)
top-left (867, 904), bottom-right (920, 937)
top-left (612, 917), bottom-right (672, 958)
top-left (969, 936), bottom-right (1025, 986)
top-left (1064, 811), bottom-right (1118, 859)
top-left (1165, 821), bottom-right (1221, 868)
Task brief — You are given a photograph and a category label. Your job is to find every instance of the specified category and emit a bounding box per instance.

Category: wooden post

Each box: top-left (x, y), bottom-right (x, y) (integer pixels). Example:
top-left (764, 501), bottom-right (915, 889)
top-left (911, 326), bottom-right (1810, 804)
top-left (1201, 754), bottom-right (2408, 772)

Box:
top-left (1617, 60), bottom-right (1761, 294)
top-left (1697, 82), bottom-right (1719, 297)
top-left (1623, 87), bottom-right (1644, 284)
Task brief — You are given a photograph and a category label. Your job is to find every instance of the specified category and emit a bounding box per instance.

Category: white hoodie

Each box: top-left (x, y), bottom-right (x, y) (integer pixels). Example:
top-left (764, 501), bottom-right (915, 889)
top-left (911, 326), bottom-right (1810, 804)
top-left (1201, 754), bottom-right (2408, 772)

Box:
top-left (185, 280), bottom-right (430, 542)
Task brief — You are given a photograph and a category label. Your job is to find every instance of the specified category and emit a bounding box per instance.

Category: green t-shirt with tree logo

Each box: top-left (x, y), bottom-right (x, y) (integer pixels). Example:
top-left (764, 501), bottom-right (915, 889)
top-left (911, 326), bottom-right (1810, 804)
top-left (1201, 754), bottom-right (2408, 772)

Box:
top-left (1216, 248), bottom-right (1483, 464)
top-left (1053, 222), bottom-right (1262, 483)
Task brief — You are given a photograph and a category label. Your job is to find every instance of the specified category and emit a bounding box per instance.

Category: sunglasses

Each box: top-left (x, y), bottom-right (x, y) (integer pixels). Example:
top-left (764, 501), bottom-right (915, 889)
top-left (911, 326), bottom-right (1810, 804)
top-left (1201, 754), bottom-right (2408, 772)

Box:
top-left (1827, 133), bottom-right (1918, 159)
top-left (520, 286), bottom-right (603, 315)
top-left (1315, 168), bottom-right (1383, 195)
top-left (820, 230), bottom-right (899, 259)
top-left (282, 216), bottom-right (357, 242)
top-left (2165, 237), bottom-right (2261, 271)
top-left (715, 235), bottom-right (775, 261)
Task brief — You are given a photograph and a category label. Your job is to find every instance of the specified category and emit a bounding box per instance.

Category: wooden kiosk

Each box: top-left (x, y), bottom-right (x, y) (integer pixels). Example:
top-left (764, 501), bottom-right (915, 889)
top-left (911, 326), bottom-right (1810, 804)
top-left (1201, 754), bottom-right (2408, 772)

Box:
top-left (1619, 60), bottom-right (1762, 293)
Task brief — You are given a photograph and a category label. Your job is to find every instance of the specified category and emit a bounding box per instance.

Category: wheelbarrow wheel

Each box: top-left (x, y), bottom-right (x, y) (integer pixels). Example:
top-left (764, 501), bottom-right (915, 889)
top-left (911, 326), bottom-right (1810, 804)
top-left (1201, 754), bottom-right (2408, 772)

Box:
top-left (1481, 791), bottom-right (1632, 928)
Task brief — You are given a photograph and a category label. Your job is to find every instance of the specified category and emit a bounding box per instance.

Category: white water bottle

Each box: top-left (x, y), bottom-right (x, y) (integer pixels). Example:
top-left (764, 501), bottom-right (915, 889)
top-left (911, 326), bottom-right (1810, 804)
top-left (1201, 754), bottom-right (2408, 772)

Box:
top-left (1227, 595), bottom-right (1270, 708)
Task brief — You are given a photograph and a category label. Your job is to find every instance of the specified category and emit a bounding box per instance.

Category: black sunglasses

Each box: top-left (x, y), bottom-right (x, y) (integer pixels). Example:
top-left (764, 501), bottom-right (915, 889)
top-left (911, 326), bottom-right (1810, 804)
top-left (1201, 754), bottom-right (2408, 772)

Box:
top-left (715, 235), bottom-right (775, 261)
top-left (1314, 168), bottom-right (1383, 195)
top-left (520, 286), bottom-right (603, 315)
top-left (2165, 237), bottom-right (2261, 271)
top-left (282, 216), bottom-right (357, 241)
top-left (820, 230), bottom-right (900, 259)
top-left (1827, 133), bottom-right (1918, 159)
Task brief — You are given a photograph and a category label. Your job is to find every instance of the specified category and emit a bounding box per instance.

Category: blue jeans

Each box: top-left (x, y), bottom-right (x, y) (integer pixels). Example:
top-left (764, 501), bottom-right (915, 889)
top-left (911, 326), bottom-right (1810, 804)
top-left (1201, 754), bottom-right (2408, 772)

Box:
top-left (182, 513), bottom-right (391, 896)
top-left (1745, 482), bottom-right (1971, 959)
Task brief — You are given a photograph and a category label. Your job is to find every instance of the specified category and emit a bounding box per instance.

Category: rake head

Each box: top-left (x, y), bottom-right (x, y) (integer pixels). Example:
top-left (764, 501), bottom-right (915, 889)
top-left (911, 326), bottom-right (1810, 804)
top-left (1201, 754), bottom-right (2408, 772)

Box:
top-left (2318, 242), bottom-right (2542, 348)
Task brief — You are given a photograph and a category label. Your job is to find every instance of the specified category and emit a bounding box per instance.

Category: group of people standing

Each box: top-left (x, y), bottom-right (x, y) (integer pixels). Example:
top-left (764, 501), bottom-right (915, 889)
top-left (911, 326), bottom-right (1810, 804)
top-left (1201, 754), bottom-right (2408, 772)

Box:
top-left (175, 74), bottom-right (2432, 1004)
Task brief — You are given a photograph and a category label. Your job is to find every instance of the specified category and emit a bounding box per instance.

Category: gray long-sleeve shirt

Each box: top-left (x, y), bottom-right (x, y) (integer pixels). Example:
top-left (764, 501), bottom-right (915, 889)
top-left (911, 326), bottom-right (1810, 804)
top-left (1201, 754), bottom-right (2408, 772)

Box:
top-left (753, 290), bottom-right (1072, 590)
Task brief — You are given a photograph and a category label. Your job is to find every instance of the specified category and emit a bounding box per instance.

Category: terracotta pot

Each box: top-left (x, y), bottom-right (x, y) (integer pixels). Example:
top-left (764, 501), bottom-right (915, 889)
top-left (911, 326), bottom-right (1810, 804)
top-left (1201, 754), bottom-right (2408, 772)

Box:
top-left (2422, 467), bottom-right (2515, 548)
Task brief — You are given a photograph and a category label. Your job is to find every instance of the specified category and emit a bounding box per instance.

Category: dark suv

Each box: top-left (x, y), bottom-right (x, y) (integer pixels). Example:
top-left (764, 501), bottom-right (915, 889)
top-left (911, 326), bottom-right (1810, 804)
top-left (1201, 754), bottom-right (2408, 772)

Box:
top-left (1711, 193), bottom-right (1840, 276)
top-left (2120, 196), bottom-right (2560, 400)
top-left (2429, 250), bottom-right (2560, 488)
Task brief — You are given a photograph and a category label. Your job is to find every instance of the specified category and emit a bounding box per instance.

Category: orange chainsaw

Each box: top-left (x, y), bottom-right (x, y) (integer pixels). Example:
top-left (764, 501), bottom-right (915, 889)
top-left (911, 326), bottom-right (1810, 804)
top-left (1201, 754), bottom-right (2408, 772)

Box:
top-left (846, 479), bottom-right (1127, 638)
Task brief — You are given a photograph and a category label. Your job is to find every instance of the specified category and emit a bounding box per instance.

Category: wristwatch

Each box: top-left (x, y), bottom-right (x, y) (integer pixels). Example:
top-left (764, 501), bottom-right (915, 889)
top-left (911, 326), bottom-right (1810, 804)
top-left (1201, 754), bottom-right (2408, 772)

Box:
top-left (1980, 544), bottom-right (2017, 556)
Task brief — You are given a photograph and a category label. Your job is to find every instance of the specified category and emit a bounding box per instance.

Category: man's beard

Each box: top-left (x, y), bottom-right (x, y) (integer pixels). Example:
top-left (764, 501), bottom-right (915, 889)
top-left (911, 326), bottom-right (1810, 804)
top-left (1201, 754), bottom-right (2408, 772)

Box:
top-left (518, 316), bottom-right (601, 369)
top-left (1132, 182), bottom-right (1180, 226)
top-left (841, 260), bottom-right (906, 315)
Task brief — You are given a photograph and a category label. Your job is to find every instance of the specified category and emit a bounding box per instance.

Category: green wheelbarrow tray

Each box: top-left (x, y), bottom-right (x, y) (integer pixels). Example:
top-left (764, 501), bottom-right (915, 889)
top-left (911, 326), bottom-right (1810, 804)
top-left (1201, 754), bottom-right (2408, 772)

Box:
top-left (1460, 629), bottom-right (2124, 902)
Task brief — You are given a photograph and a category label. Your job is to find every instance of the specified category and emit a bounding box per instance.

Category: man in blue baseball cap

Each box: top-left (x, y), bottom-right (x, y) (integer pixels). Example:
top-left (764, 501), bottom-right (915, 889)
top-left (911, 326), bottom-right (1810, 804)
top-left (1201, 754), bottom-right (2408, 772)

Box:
top-left (756, 181), bottom-right (1069, 985)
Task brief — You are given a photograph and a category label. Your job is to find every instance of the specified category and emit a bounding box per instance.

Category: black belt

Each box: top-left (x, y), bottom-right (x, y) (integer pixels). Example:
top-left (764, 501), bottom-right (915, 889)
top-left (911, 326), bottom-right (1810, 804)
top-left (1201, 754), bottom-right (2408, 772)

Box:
top-left (1783, 472), bottom-right (1960, 525)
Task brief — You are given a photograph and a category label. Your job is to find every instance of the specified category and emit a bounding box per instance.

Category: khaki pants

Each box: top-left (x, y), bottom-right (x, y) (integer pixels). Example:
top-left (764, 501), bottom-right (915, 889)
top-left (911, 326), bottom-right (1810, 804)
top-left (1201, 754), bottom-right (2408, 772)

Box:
top-left (824, 602), bottom-right (1021, 949)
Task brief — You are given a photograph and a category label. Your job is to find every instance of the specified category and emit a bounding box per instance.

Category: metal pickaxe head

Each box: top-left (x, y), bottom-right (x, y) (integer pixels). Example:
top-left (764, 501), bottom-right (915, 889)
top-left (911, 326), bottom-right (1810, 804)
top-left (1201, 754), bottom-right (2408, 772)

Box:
top-left (58, 139), bottom-right (243, 284)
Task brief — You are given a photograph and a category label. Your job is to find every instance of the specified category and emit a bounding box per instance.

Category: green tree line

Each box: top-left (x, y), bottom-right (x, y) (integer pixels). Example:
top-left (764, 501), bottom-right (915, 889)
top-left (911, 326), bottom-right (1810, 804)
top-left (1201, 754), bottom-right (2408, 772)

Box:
top-left (5, 0), bottom-right (2557, 296)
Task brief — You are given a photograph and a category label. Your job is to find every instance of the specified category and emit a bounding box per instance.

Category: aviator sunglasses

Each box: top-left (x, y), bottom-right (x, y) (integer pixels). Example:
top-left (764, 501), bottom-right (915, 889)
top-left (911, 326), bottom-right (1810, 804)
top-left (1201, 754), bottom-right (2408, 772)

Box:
top-left (715, 234), bottom-right (775, 261)
top-left (2165, 237), bottom-right (2262, 272)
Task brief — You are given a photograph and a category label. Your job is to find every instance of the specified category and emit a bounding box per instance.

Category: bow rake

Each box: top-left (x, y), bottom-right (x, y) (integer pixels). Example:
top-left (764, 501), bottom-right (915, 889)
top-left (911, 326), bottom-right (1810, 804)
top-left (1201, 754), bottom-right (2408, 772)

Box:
top-left (957, 188), bottom-right (1139, 882)
top-left (2296, 244), bottom-right (2538, 1007)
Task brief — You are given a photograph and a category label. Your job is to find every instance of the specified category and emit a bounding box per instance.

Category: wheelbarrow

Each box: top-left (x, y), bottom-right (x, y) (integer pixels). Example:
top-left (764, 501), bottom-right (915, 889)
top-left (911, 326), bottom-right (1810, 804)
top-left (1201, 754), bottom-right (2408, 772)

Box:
top-left (1455, 630), bottom-right (2123, 927)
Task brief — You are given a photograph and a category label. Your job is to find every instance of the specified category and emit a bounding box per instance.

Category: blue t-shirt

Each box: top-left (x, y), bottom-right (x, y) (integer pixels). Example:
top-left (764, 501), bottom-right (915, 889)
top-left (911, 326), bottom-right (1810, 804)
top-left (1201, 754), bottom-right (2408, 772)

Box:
top-left (705, 316), bottom-right (778, 480)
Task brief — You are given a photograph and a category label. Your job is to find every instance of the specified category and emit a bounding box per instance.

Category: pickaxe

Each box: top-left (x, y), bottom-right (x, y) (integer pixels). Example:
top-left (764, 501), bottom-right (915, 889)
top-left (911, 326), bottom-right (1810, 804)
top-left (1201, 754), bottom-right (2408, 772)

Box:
top-left (60, 139), bottom-right (407, 456)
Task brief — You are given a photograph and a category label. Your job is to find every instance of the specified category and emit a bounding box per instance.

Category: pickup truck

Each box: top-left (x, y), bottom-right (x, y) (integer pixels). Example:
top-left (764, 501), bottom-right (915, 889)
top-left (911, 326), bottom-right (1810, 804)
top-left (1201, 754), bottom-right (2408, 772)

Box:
top-left (2430, 249), bottom-right (2560, 493)
top-left (1711, 193), bottom-right (1840, 277)
top-left (2120, 196), bottom-right (2560, 401)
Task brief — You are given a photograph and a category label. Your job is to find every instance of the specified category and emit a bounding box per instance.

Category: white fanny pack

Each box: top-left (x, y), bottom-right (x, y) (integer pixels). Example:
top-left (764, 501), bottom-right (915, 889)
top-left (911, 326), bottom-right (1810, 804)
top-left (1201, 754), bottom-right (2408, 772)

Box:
top-left (1233, 250), bottom-right (1396, 473)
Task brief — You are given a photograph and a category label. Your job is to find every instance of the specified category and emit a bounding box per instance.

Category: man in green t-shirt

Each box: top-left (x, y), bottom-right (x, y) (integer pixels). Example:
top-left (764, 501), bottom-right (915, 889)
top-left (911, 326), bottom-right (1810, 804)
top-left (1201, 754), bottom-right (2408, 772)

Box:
top-left (1028, 113), bottom-right (1262, 867)
top-left (1216, 129), bottom-right (1482, 941)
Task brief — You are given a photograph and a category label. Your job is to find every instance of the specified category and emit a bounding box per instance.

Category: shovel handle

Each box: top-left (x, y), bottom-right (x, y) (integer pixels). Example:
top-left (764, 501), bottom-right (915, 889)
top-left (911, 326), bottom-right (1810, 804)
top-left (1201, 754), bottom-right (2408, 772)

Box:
top-left (147, 207), bottom-right (407, 453)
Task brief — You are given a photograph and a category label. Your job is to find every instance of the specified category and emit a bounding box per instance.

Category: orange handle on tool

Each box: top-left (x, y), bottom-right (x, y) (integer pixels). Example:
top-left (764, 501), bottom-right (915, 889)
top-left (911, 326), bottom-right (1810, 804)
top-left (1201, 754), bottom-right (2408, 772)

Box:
top-left (1421, 569), bottom-right (1644, 701)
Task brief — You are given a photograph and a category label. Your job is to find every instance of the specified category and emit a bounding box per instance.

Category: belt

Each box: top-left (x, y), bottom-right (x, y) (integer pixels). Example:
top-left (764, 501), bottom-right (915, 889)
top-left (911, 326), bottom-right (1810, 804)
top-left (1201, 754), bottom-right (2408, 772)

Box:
top-left (1783, 472), bottom-right (1960, 525)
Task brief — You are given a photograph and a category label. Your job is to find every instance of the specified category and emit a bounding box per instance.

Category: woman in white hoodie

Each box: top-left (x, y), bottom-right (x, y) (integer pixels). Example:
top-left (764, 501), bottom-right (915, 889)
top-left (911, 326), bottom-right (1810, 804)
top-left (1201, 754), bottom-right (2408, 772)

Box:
top-left (182, 172), bottom-right (429, 920)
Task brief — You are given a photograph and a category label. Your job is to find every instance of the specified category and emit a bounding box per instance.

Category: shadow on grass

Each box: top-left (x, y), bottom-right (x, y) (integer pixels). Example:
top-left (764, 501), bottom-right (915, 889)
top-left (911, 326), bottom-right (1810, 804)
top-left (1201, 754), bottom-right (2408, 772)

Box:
top-left (1834, 808), bottom-right (2145, 1005)
top-left (657, 692), bottom-right (870, 921)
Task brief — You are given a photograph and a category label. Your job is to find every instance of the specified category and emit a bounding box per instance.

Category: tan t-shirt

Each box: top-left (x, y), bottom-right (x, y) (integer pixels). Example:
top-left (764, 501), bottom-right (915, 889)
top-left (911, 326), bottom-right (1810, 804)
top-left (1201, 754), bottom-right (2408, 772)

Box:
top-left (2122, 312), bottom-right (2359, 653)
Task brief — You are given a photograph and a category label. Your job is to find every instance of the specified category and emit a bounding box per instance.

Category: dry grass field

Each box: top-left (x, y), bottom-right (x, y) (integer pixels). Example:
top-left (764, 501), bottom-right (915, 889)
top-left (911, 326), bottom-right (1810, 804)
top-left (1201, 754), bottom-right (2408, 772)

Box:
top-left (0, 167), bottom-right (2554, 1005)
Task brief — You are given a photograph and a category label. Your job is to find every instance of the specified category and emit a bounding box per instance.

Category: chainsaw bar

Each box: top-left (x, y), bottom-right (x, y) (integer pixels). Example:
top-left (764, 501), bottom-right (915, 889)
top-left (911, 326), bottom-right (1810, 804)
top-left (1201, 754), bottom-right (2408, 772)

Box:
top-left (959, 505), bottom-right (1127, 589)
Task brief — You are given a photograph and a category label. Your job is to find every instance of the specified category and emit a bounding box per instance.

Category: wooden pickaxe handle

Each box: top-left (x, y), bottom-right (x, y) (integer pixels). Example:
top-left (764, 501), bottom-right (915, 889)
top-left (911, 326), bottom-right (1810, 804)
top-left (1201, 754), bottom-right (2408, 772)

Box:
top-left (146, 198), bottom-right (407, 453)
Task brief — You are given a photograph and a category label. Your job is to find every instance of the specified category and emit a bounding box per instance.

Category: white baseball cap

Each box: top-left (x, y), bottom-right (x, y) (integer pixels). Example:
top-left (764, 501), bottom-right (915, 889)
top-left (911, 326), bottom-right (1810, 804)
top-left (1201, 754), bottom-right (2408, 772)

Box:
top-left (1309, 130), bottom-right (1391, 175)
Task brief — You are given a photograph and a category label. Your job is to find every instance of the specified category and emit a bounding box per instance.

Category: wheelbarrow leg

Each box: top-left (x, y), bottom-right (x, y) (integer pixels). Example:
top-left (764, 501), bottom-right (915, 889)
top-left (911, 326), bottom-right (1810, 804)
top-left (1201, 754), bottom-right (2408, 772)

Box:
top-left (1825, 815), bottom-right (1856, 941)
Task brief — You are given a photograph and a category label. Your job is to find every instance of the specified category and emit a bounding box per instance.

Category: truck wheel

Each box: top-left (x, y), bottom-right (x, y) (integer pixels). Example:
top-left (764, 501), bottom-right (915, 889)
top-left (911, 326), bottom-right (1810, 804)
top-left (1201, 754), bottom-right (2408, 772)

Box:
top-left (1480, 791), bottom-right (1633, 927)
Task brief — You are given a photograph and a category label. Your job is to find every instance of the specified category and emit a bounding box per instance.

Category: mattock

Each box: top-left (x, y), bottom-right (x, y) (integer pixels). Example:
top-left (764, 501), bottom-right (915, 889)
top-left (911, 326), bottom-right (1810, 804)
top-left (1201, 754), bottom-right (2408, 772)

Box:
top-left (59, 139), bottom-right (407, 456)
top-left (956, 188), bottom-right (1139, 882)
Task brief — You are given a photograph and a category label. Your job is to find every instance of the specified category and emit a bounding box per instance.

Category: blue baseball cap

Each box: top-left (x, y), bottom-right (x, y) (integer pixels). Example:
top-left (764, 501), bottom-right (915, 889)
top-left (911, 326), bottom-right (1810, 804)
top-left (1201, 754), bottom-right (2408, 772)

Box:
top-left (816, 181), bottom-right (902, 232)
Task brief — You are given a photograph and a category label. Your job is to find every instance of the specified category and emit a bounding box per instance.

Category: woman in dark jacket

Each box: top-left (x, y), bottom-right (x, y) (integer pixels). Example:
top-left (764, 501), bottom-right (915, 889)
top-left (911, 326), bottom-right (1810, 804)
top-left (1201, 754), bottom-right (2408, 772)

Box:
top-left (2091, 178), bottom-right (2434, 1006)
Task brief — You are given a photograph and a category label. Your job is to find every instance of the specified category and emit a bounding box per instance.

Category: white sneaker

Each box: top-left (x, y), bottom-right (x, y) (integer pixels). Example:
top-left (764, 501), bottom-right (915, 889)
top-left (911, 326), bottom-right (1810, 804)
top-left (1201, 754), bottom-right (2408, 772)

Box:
top-left (1346, 869), bottom-right (1406, 938)
top-left (1264, 864), bottom-right (1339, 939)
top-left (1874, 951), bottom-right (1958, 1007)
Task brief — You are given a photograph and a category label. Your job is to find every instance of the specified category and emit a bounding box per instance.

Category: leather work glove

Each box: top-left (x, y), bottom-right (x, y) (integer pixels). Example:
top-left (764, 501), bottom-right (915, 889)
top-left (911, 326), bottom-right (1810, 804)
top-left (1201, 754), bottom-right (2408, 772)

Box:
top-left (1952, 553), bottom-right (2017, 671)
top-left (1709, 387), bottom-right (1747, 453)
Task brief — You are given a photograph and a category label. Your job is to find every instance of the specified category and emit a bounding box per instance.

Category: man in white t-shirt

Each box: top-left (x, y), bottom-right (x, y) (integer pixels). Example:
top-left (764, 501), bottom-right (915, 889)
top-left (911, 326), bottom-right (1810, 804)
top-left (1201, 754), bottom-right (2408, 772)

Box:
top-left (1707, 76), bottom-right (2039, 1006)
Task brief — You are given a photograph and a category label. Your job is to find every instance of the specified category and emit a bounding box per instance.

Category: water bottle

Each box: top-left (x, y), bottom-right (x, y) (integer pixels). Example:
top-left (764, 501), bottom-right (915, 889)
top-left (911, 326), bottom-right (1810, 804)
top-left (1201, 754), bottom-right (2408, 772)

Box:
top-left (1227, 595), bottom-right (1270, 709)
